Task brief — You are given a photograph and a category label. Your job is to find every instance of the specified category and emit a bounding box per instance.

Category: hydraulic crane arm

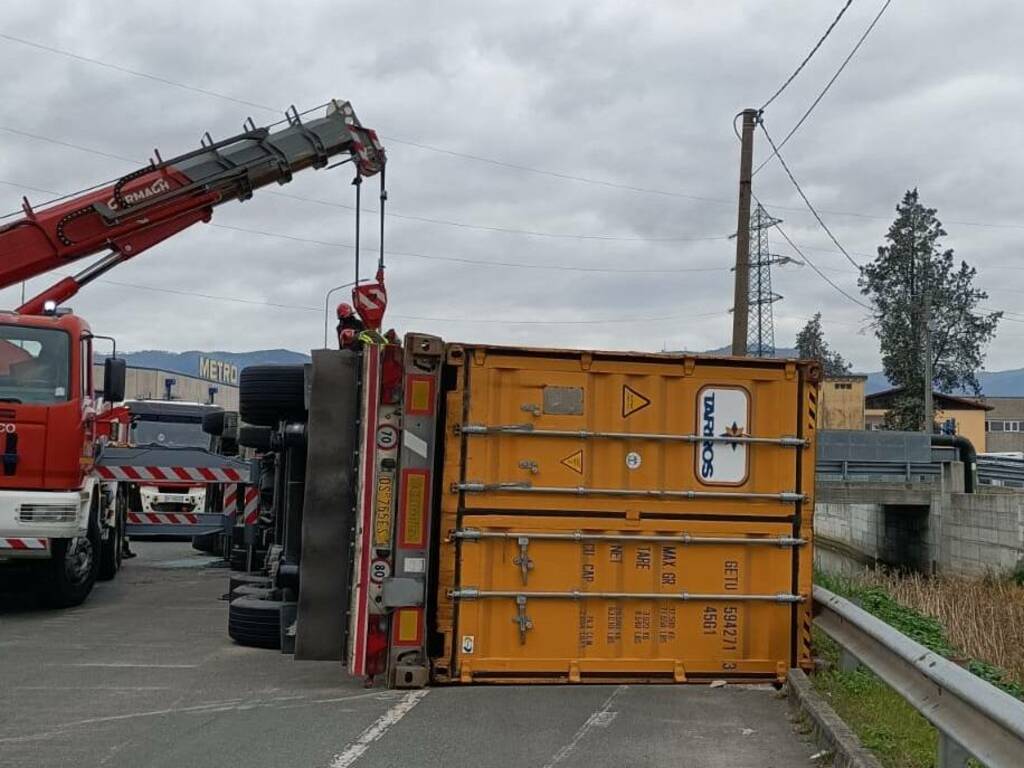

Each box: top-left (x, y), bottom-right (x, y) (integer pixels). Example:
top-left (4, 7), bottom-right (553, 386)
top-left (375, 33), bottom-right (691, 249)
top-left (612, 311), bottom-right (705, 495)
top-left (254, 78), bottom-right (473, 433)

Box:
top-left (0, 100), bottom-right (385, 313)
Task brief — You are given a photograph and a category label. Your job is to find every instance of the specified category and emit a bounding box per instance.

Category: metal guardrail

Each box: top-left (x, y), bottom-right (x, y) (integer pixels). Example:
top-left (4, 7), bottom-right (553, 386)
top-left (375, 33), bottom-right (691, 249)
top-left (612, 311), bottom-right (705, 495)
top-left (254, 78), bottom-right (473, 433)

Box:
top-left (977, 456), bottom-right (1024, 489)
top-left (814, 585), bottom-right (1024, 768)
top-left (816, 459), bottom-right (942, 483)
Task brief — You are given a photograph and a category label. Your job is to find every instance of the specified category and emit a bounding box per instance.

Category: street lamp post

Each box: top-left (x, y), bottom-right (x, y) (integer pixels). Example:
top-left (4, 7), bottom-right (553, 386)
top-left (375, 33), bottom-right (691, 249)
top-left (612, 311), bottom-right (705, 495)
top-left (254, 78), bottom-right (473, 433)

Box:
top-left (323, 281), bottom-right (361, 349)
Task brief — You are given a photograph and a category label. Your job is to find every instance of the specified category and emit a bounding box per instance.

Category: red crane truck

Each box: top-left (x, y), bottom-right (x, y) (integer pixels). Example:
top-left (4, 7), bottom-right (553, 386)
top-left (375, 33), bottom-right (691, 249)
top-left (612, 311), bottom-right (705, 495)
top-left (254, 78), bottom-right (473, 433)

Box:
top-left (0, 100), bottom-right (385, 606)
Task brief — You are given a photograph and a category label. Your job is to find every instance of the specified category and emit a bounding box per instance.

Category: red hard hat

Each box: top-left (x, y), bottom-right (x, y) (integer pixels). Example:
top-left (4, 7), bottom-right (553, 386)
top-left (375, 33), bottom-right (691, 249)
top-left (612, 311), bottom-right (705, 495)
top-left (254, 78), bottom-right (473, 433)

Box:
top-left (336, 302), bottom-right (355, 319)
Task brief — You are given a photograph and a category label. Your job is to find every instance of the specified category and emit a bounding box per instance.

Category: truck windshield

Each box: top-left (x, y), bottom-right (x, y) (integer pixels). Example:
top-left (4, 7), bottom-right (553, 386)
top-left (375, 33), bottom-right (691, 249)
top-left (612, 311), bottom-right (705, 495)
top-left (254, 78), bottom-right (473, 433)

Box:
top-left (0, 325), bottom-right (71, 404)
top-left (132, 415), bottom-right (213, 449)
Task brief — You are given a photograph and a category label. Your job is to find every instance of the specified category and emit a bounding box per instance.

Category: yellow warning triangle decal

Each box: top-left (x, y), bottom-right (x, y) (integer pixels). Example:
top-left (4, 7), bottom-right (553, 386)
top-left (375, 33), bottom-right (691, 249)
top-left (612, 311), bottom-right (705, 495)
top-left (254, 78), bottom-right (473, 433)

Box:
top-left (622, 385), bottom-right (651, 418)
top-left (560, 449), bottom-right (584, 475)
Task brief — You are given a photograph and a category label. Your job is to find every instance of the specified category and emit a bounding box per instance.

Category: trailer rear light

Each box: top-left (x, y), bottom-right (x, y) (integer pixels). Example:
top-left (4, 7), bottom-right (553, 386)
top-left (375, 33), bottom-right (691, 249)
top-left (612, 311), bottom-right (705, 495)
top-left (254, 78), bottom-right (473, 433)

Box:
top-left (17, 503), bottom-right (78, 522)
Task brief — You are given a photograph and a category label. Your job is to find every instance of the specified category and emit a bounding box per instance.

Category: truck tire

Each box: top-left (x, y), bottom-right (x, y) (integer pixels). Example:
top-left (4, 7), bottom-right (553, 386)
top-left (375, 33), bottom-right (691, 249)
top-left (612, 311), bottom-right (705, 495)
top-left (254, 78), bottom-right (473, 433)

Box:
top-left (191, 530), bottom-right (221, 555)
top-left (44, 496), bottom-right (101, 607)
top-left (239, 365), bottom-right (306, 427)
top-left (98, 494), bottom-right (125, 581)
top-left (238, 424), bottom-right (273, 451)
top-left (228, 596), bottom-right (283, 649)
top-left (233, 585), bottom-right (274, 599)
top-left (202, 410), bottom-right (226, 436)
top-left (229, 573), bottom-right (271, 592)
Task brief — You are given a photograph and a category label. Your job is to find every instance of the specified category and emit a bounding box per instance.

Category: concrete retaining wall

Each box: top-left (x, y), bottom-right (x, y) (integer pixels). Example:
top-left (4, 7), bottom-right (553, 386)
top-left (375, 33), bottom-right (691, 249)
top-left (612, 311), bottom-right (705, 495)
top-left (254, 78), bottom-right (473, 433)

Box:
top-left (814, 486), bottom-right (1024, 577)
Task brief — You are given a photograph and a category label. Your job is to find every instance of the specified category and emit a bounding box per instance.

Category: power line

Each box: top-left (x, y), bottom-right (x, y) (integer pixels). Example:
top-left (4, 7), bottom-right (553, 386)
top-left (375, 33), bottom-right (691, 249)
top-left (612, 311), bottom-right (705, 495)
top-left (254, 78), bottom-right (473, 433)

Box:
top-left (755, 0), bottom-right (894, 175)
top-left (0, 32), bottom-right (278, 113)
top-left (769, 213), bottom-right (873, 309)
top-left (208, 223), bottom-right (730, 275)
top-left (759, 120), bottom-right (862, 270)
top-left (0, 124), bottom-right (731, 243)
top-left (760, 0), bottom-right (854, 111)
top-left (1, 34), bottom-right (1023, 233)
top-left (267, 190), bottom-right (731, 243)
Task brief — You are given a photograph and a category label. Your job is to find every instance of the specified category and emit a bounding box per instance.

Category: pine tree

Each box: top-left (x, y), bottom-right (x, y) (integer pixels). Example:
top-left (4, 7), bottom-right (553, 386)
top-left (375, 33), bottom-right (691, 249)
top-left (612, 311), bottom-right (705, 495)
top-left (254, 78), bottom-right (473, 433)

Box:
top-left (795, 312), bottom-right (851, 376)
top-left (859, 189), bottom-right (1000, 430)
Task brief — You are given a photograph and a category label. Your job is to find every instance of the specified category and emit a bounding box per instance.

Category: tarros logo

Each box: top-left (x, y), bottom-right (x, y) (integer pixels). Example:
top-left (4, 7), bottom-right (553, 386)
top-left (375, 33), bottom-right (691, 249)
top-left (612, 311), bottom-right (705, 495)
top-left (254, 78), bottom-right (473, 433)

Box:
top-left (700, 392), bottom-right (716, 478)
top-left (107, 178), bottom-right (172, 210)
top-left (0, 423), bottom-right (16, 433)
top-left (694, 386), bottom-right (749, 485)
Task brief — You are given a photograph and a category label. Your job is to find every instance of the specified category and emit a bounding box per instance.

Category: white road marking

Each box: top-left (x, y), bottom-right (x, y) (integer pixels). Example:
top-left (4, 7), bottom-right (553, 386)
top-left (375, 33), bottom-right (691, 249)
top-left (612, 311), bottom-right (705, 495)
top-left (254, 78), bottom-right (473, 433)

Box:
top-left (328, 689), bottom-right (429, 767)
top-left (542, 685), bottom-right (626, 768)
top-left (0, 691), bottom-right (387, 744)
top-left (64, 663), bottom-right (198, 668)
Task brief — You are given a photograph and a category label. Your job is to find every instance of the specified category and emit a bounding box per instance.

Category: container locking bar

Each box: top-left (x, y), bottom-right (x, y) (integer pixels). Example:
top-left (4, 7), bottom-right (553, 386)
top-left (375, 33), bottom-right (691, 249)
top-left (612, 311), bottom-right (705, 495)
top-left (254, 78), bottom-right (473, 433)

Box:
top-left (450, 588), bottom-right (804, 603)
top-left (453, 529), bottom-right (806, 548)
top-left (454, 482), bottom-right (804, 504)
top-left (513, 595), bottom-right (532, 644)
top-left (458, 424), bottom-right (807, 448)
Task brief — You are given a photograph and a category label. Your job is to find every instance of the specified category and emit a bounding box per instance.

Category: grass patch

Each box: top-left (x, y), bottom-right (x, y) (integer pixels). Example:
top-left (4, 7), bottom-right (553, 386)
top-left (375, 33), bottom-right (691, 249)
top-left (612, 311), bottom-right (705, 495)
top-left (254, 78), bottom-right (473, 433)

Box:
top-left (816, 570), bottom-right (1024, 699)
top-left (812, 629), bottom-right (936, 768)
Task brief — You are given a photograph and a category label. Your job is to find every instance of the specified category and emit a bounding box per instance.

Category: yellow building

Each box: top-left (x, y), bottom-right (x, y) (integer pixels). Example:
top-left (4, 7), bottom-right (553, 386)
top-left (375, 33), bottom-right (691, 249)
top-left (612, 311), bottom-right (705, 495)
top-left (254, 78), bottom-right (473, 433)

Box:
top-left (817, 375), bottom-right (867, 430)
top-left (864, 387), bottom-right (990, 451)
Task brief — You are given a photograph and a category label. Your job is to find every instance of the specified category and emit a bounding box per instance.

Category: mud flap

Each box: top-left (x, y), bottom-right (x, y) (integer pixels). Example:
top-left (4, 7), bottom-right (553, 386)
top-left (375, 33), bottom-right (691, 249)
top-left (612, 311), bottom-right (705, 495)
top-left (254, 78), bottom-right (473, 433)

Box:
top-left (295, 350), bottom-right (360, 661)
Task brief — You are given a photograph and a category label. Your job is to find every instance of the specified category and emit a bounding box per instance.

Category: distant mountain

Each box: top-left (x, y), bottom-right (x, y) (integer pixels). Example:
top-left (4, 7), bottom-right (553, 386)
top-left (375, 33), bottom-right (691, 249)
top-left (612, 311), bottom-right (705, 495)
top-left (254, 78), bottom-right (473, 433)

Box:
top-left (865, 369), bottom-right (1024, 397)
top-left (691, 346), bottom-right (1024, 397)
top-left (95, 349), bottom-right (311, 379)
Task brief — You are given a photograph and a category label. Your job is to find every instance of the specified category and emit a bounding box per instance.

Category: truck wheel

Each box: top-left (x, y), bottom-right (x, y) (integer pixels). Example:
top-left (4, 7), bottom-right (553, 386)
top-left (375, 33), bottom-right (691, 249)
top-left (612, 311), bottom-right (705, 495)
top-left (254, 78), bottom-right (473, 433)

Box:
top-left (97, 500), bottom-right (124, 581)
top-left (228, 596), bottom-right (283, 649)
top-left (229, 573), bottom-right (271, 592)
top-left (202, 410), bottom-right (226, 436)
top-left (238, 424), bottom-right (273, 451)
top-left (239, 365), bottom-right (306, 427)
top-left (45, 499), bottom-right (101, 607)
top-left (233, 585), bottom-right (274, 599)
top-left (191, 530), bottom-right (222, 555)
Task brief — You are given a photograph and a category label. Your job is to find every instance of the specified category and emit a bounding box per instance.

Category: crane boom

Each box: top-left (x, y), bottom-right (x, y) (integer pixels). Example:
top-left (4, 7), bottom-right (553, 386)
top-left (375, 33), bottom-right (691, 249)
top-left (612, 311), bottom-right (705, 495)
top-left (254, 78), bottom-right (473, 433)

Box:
top-left (0, 100), bottom-right (385, 312)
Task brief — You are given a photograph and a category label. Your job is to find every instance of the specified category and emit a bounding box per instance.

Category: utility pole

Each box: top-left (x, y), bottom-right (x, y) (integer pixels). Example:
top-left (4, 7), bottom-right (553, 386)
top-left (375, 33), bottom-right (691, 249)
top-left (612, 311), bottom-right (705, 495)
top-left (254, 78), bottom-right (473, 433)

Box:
top-left (923, 292), bottom-right (934, 433)
top-left (731, 109), bottom-right (758, 356)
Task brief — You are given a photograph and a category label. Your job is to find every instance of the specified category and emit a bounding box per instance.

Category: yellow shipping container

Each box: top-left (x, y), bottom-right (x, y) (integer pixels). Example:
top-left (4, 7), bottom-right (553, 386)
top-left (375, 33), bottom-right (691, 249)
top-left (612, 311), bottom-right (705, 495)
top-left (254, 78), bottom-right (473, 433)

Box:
top-left (431, 345), bottom-right (820, 685)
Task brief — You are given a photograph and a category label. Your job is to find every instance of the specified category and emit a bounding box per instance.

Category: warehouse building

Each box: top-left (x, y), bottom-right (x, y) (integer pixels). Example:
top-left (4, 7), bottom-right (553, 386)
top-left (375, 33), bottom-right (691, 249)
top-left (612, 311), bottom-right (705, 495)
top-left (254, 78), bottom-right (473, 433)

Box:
top-left (93, 357), bottom-right (239, 410)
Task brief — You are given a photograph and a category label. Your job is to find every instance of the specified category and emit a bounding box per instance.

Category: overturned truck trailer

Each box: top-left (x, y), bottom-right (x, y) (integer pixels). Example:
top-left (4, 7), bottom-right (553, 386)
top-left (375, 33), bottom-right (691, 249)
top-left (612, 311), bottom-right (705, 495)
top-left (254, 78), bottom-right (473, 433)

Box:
top-left (274, 337), bottom-right (820, 686)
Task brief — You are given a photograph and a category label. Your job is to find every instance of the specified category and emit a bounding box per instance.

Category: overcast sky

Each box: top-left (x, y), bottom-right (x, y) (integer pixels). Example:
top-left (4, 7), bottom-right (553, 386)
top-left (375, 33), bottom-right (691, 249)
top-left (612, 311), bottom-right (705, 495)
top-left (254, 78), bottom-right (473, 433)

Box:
top-left (1, 1), bottom-right (1022, 373)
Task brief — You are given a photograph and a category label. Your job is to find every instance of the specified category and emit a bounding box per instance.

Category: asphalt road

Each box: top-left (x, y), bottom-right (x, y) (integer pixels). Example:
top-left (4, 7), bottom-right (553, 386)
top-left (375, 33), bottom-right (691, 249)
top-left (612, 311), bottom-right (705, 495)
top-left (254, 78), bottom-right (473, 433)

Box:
top-left (0, 542), bottom-right (818, 768)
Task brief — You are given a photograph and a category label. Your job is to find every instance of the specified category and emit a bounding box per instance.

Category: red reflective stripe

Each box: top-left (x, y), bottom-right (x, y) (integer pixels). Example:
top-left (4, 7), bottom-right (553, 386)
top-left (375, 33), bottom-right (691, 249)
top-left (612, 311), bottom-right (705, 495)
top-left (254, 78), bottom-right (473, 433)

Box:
top-left (197, 467), bottom-right (216, 482)
top-left (96, 466), bottom-right (116, 480)
top-left (146, 514), bottom-right (161, 524)
top-left (8, 538), bottom-right (27, 550)
top-left (147, 466), bottom-right (167, 481)
top-left (123, 466), bottom-right (142, 481)
top-left (223, 468), bottom-right (242, 482)
top-left (185, 514), bottom-right (198, 524)
top-left (172, 467), bottom-right (191, 481)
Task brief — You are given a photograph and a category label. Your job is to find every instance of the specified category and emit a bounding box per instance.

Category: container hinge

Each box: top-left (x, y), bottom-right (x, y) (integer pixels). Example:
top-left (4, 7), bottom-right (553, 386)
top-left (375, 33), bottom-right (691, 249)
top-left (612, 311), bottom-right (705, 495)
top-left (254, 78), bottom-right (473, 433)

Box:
top-left (520, 403), bottom-right (541, 417)
top-left (518, 460), bottom-right (539, 475)
top-left (513, 536), bottom-right (534, 584)
top-left (513, 595), bottom-right (533, 644)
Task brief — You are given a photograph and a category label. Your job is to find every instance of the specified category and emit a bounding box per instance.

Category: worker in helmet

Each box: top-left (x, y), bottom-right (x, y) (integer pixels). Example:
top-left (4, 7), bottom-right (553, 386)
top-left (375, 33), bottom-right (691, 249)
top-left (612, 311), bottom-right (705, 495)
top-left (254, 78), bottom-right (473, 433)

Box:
top-left (336, 302), bottom-right (365, 350)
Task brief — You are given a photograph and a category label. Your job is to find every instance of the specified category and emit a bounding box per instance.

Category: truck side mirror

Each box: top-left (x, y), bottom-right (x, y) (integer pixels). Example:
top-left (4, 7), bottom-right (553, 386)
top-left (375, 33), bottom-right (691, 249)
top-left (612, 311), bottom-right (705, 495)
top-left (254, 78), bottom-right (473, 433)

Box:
top-left (104, 357), bottom-right (127, 403)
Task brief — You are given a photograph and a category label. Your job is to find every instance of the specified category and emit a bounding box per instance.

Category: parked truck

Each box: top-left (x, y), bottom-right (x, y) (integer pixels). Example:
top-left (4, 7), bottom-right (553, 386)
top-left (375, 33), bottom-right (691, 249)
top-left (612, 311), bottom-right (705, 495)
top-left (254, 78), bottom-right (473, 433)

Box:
top-left (0, 99), bottom-right (385, 606)
top-left (231, 327), bottom-right (821, 687)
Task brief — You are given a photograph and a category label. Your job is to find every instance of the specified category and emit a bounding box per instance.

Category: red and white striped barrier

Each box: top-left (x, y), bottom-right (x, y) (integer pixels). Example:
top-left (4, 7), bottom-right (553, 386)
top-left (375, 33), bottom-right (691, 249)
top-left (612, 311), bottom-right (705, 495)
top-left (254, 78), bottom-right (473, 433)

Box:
top-left (128, 512), bottom-right (200, 526)
top-left (96, 465), bottom-right (245, 483)
top-left (242, 487), bottom-right (259, 525)
top-left (223, 483), bottom-right (239, 517)
top-left (0, 537), bottom-right (48, 550)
